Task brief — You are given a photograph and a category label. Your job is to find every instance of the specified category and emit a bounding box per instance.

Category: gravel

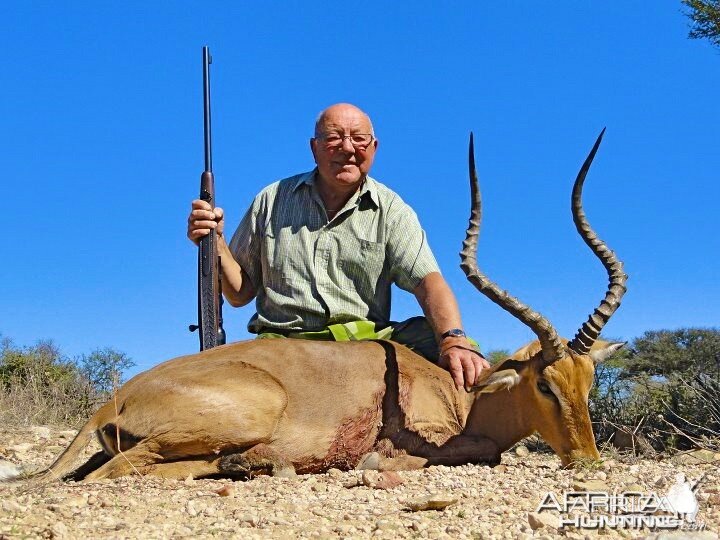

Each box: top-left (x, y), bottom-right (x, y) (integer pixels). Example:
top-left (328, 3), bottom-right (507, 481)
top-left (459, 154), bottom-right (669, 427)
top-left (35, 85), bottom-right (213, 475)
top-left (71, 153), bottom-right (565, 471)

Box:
top-left (1, 425), bottom-right (718, 539)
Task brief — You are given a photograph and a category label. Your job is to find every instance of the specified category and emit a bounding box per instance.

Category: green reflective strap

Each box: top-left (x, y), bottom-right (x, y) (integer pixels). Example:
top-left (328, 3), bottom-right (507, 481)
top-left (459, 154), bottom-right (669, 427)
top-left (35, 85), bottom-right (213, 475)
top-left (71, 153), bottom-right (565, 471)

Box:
top-left (257, 320), bottom-right (394, 342)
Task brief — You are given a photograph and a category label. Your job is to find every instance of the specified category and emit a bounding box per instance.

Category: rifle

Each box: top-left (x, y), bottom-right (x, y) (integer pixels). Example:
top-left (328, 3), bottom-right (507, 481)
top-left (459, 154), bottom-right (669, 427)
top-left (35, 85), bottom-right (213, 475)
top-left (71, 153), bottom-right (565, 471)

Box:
top-left (189, 46), bottom-right (226, 350)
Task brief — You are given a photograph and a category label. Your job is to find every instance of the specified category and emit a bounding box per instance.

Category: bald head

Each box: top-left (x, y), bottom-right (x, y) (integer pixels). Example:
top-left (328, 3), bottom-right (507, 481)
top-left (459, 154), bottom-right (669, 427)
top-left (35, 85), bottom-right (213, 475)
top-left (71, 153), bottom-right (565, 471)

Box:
top-left (314, 103), bottom-right (374, 138)
top-left (310, 103), bottom-right (379, 191)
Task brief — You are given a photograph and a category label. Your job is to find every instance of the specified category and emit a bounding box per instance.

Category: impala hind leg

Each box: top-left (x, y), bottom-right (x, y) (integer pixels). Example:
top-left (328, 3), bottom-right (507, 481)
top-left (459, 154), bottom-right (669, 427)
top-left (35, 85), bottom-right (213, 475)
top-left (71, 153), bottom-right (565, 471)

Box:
top-left (83, 443), bottom-right (163, 481)
top-left (125, 458), bottom-right (223, 480)
top-left (65, 451), bottom-right (112, 481)
top-left (219, 444), bottom-right (296, 478)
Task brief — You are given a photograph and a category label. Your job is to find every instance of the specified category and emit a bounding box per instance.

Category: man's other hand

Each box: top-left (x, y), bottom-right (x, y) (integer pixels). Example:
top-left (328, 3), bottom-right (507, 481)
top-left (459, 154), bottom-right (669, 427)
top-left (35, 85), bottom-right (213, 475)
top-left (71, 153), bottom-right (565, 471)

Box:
top-left (438, 338), bottom-right (490, 391)
top-left (188, 199), bottom-right (224, 245)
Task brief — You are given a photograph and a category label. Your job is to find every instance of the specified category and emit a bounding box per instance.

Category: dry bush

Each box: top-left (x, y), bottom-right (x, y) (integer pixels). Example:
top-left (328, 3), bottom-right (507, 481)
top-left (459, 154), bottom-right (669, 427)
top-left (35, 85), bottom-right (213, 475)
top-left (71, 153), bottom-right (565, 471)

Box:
top-left (0, 336), bottom-right (132, 428)
top-left (590, 329), bottom-right (720, 454)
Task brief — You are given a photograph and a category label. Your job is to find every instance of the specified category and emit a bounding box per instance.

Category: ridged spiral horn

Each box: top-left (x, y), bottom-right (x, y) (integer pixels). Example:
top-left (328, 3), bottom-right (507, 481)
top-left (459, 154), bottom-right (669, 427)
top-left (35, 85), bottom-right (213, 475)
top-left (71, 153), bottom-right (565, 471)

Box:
top-left (567, 129), bottom-right (628, 355)
top-left (460, 133), bottom-right (565, 368)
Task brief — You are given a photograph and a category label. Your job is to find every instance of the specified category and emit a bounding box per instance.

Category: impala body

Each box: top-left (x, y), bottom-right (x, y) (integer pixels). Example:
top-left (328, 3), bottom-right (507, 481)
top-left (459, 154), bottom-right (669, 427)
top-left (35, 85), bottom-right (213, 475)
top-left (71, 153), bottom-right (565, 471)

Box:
top-left (25, 131), bottom-right (627, 482)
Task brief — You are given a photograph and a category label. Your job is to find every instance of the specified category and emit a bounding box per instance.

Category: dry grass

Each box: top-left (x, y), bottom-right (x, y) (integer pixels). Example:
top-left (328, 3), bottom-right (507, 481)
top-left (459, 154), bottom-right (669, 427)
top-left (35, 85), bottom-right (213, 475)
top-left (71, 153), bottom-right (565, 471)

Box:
top-left (0, 371), bottom-right (99, 428)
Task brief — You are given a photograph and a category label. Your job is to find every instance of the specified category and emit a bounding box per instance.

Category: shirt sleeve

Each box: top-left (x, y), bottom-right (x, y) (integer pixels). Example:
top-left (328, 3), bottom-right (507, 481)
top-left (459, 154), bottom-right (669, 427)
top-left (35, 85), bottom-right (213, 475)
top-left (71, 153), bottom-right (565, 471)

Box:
top-left (228, 193), bottom-right (266, 291)
top-left (385, 197), bottom-right (441, 292)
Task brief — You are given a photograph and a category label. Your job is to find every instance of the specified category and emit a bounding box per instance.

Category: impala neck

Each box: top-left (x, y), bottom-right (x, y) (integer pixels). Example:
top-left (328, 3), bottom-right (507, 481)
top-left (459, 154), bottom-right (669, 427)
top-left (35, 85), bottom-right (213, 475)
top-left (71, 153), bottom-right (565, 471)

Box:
top-left (462, 387), bottom-right (534, 452)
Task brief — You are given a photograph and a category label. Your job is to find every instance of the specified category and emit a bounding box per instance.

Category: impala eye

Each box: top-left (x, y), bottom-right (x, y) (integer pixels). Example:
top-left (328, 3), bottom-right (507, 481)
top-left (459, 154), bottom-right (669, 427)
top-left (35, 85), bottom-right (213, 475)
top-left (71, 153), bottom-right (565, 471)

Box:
top-left (537, 380), bottom-right (554, 396)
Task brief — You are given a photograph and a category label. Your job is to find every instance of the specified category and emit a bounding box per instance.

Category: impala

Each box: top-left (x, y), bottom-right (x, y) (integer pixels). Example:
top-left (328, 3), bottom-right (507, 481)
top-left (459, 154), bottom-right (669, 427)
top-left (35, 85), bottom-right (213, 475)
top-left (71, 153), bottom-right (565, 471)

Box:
top-left (26, 130), bottom-right (626, 482)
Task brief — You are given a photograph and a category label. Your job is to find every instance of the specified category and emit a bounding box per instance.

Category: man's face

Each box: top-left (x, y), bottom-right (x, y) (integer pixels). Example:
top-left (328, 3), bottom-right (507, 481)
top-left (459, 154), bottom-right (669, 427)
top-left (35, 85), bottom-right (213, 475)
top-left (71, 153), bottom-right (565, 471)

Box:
top-left (311, 105), bottom-right (378, 189)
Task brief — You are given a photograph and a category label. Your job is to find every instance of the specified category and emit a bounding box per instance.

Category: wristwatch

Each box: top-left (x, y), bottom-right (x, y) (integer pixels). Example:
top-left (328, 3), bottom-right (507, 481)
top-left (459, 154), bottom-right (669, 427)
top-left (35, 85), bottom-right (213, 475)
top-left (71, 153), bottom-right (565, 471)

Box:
top-left (440, 328), bottom-right (467, 340)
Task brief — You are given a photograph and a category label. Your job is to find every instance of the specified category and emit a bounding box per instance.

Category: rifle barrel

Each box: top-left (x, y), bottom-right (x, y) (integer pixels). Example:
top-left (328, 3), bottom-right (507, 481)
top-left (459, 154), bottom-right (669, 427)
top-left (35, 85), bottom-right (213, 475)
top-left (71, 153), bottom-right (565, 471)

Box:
top-left (202, 46), bottom-right (212, 173)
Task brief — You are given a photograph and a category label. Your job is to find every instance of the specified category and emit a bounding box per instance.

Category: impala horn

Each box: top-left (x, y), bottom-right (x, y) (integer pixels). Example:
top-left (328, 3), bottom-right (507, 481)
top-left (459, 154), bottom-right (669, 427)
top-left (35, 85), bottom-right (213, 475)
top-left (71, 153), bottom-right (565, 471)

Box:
top-left (567, 129), bottom-right (628, 355)
top-left (460, 133), bottom-right (565, 368)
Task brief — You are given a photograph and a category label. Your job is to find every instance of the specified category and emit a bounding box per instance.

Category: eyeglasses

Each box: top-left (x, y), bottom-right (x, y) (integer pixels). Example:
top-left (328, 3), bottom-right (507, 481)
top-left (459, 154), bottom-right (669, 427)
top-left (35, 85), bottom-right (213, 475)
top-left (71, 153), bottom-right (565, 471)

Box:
top-left (316, 133), bottom-right (375, 149)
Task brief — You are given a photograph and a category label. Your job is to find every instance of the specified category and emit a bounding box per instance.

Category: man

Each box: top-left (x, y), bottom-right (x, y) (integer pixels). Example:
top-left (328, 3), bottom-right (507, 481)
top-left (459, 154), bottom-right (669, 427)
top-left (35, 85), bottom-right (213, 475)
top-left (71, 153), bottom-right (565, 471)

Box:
top-left (187, 103), bottom-right (488, 390)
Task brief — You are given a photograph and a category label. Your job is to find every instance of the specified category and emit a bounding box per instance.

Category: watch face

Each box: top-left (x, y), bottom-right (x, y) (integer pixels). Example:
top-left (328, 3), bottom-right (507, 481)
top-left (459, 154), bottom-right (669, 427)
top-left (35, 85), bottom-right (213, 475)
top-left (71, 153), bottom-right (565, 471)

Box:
top-left (444, 328), bottom-right (466, 338)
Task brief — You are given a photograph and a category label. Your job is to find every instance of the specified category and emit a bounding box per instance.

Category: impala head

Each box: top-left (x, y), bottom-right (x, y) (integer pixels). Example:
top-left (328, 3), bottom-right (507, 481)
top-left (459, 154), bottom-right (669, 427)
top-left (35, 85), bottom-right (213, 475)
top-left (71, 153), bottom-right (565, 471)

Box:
top-left (462, 130), bottom-right (628, 467)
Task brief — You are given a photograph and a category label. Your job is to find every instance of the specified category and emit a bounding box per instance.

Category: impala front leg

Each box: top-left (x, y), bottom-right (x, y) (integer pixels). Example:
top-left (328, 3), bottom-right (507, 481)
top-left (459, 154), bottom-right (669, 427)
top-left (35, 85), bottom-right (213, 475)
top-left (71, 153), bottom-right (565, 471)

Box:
top-left (357, 435), bottom-right (499, 471)
top-left (425, 434), bottom-right (500, 466)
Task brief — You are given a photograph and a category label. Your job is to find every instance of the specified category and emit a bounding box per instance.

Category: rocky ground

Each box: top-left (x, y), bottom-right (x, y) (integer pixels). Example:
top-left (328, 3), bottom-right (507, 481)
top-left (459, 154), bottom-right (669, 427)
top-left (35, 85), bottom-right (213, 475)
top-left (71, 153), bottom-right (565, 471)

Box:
top-left (1, 426), bottom-right (718, 539)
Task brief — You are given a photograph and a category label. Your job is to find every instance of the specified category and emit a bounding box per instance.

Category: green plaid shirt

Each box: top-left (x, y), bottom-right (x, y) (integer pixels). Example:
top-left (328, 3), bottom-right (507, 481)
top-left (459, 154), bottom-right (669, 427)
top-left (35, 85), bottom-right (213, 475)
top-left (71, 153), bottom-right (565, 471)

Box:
top-left (229, 169), bottom-right (440, 333)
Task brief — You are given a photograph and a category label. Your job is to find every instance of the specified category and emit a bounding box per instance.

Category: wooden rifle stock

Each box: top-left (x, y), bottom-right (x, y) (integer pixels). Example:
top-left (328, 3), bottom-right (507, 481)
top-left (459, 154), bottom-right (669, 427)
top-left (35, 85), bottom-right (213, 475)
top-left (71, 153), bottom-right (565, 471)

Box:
top-left (191, 46), bottom-right (226, 351)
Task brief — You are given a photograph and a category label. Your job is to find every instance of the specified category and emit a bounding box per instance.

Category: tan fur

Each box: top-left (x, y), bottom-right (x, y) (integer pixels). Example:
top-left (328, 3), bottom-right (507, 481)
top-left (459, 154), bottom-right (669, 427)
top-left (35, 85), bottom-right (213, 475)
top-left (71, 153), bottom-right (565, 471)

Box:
top-left (30, 336), bottom-right (617, 481)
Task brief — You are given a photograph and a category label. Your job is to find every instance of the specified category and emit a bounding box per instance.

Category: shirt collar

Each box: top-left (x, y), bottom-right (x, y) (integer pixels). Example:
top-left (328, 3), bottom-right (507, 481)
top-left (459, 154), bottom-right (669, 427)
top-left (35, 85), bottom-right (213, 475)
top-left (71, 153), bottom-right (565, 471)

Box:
top-left (293, 168), bottom-right (380, 209)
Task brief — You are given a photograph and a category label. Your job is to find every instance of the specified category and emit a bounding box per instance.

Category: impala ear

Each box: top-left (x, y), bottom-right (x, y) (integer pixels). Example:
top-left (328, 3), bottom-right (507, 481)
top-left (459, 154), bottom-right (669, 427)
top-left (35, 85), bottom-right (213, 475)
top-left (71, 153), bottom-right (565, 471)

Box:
top-left (589, 341), bottom-right (626, 364)
top-left (472, 369), bottom-right (522, 393)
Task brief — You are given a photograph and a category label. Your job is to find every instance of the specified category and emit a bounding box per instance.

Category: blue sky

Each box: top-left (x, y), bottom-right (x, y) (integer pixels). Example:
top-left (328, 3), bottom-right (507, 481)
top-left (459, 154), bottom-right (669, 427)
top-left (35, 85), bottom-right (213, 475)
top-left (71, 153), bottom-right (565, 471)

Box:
top-left (1, 2), bottom-right (718, 374)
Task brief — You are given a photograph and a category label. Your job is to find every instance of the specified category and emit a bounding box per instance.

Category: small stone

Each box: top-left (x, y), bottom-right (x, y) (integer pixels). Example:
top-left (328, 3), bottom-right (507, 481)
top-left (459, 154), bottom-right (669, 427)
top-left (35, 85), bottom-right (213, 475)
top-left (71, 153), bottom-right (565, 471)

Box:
top-left (527, 512), bottom-right (560, 531)
top-left (51, 521), bottom-right (69, 538)
top-left (184, 474), bottom-right (194, 485)
top-left (342, 477), bottom-right (360, 488)
top-left (625, 483), bottom-right (644, 492)
top-left (573, 479), bottom-right (609, 491)
top-left (403, 493), bottom-right (457, 512)
top-left (0, 459), bottom-right (22, 481)
top-left (186, 500), bottom-right (198, 516)
top-left (2, 500), bottom-right (24, 512)
top-left (8, 442), bottom-right (33, 455)
top-left (654, 476), bottom-right (668, 488)
top-left (410, 520), bottom-right (428, 532)
top-left (236, 513), bottom-right (258, 525)
top-left (356, 452), bottom-right (381, 470)
top-left (215, 485), bottom-right (234, 497)
top-left (65, 496), bottom-right (87, 507)
top-left (374, 471), bottom-right (404, 490)
top-left (362, 470), bottom-right (380, 487)
top-left (515, 445), bottom-right (530, 457)
top-left (29, 426), bottom-right (51, 439)
top-left (375, 519), bottom-right (396, 531)
top-left (327, 468), bottom-right (343, 478)
top-left (275, 466), bottom-right (297, 478)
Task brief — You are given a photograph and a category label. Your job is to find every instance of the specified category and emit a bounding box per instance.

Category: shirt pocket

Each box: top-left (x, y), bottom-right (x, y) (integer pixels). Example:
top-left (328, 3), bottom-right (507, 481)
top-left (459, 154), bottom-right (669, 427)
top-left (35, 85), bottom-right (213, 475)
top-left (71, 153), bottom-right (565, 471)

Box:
top-left (265, 228), bottom-right (313, 289)
top-left (337, 238), bottom-right (386, 294)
